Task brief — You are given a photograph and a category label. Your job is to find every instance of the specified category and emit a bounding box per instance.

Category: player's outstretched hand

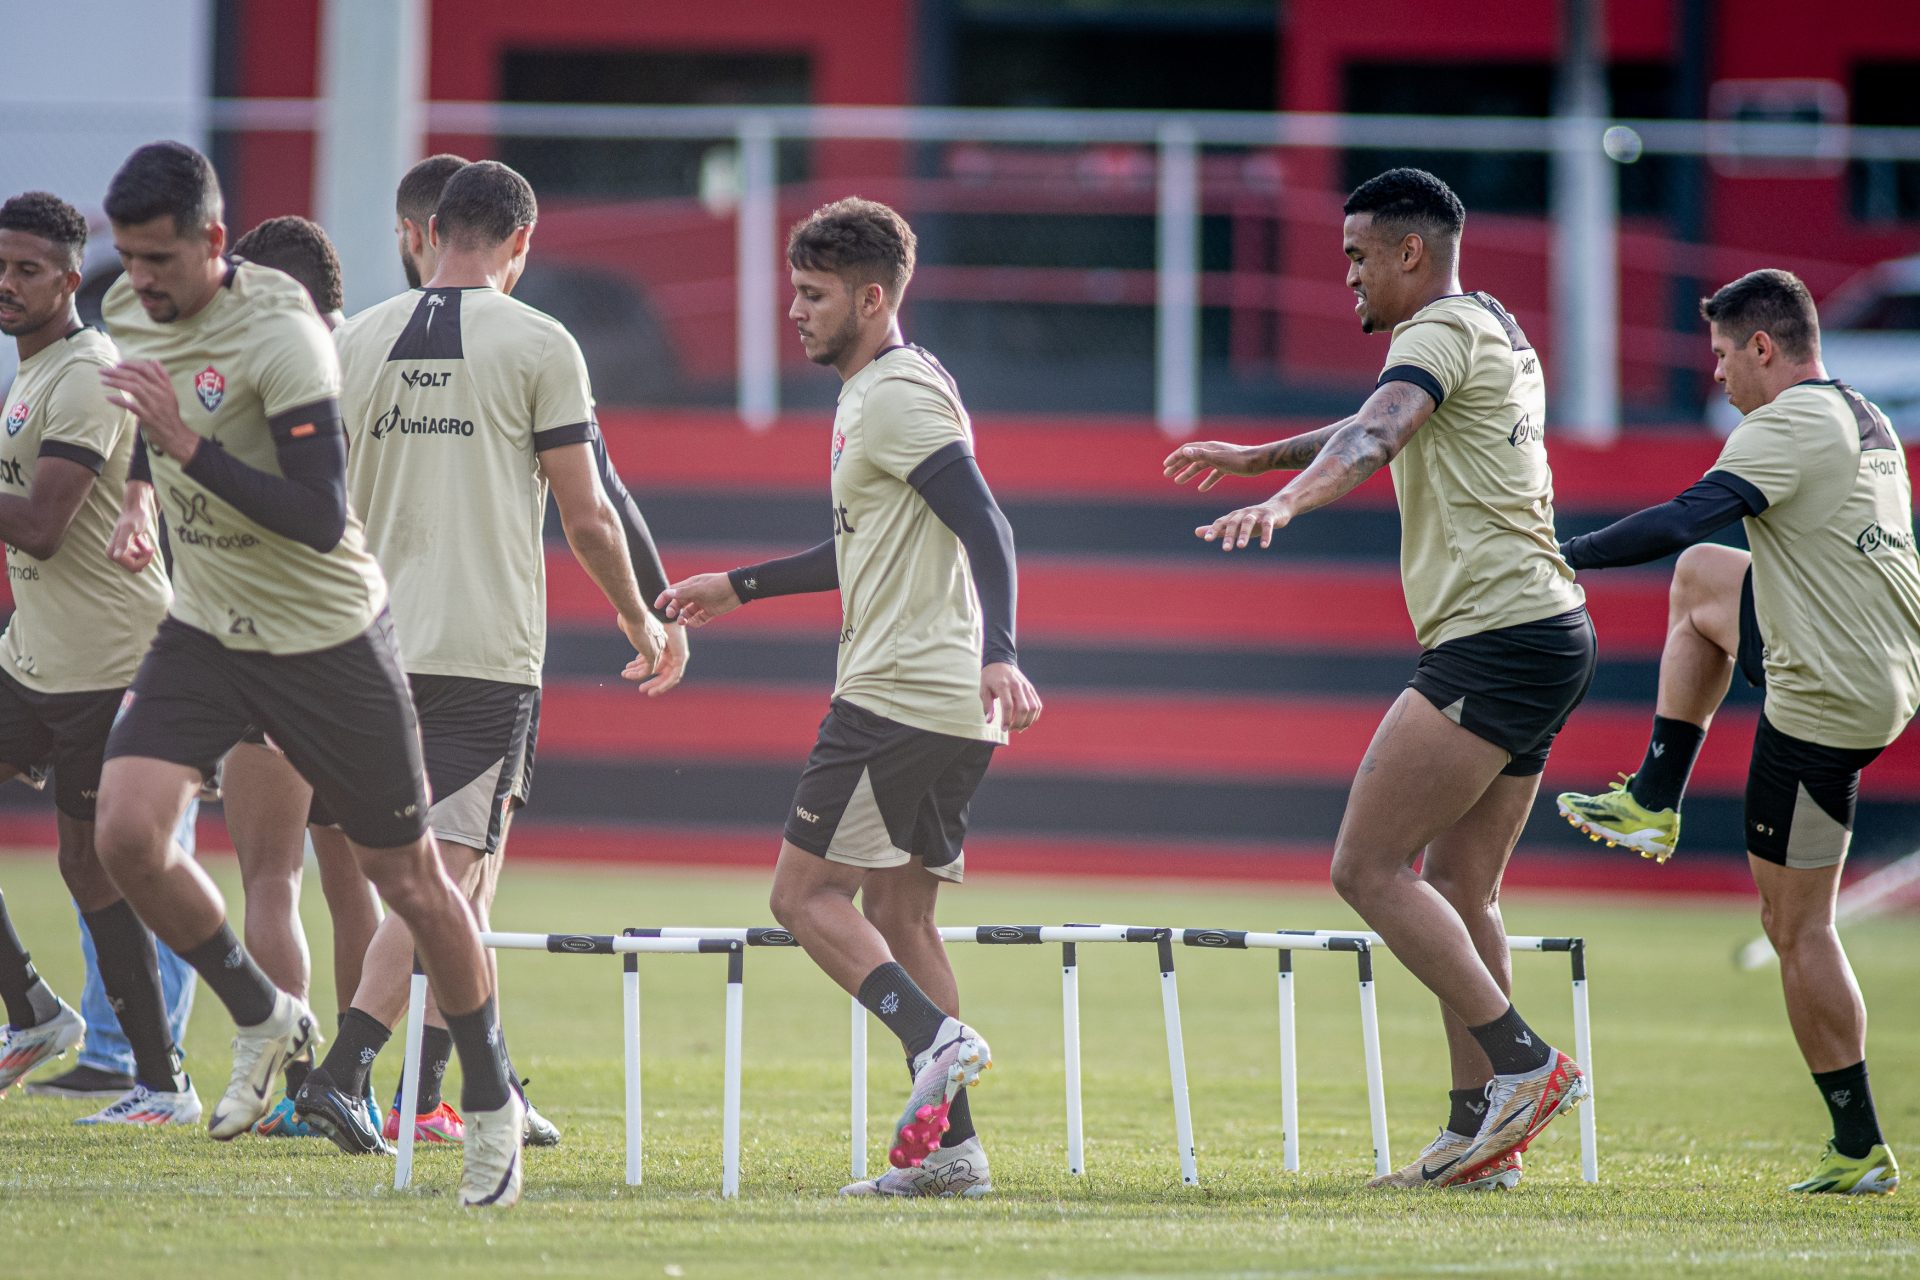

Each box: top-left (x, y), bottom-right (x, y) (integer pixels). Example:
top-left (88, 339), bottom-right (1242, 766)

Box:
top-left (108, 483), bottom-right (158, 573)
top-left (1163, 441), bottom-right (1265, 493)
top-left (100, 360), bottom-right (197, 463)
top-left (1197, 498), bottom-right (1293, 551)
top-left (628, 622), bottom-right (689, 698)
top-left (656, 573), bottom-right (742, 629)
top-left (982, 661), bottom-right (1042, 733)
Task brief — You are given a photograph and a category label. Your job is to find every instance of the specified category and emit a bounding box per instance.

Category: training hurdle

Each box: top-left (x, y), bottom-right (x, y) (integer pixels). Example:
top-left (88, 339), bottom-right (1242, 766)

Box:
top-left (391, 921), bottom-right (1596, 1194)
top-left (392, 931), bottom-right (744, 1195)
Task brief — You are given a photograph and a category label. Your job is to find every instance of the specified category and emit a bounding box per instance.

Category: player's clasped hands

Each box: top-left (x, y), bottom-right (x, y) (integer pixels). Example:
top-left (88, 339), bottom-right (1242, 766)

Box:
top-left (655, 573), bottom-right (742, 629)
top-left (620, 610), bottom-right (685, 697)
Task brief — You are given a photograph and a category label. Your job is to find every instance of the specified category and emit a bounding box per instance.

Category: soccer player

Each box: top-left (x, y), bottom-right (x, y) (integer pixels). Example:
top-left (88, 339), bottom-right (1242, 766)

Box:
top-left (1555, 270), bottom-right (1914, 1196)
top-left (660, 198), bottom-right (1039, 1197)
top-left (294, 158), bottom-right (679, 1155)
top-left (1167, 169), bottom-right (1590, 1189)
top-left (221, 213), bottom-right (386, 1137)
top-left (91, 141), bottom-right (524, 1206)
top-left (0, 190), bottom-right (187, 1121)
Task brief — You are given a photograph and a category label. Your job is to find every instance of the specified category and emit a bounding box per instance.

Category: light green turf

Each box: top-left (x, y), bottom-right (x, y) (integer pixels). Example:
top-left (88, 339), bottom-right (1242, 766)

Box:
top-left (1, 855), bottom-right (1913, 1278)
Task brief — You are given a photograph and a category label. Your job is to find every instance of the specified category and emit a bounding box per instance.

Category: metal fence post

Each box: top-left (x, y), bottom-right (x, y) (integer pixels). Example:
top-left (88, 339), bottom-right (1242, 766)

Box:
top-left (1156, 122), bottom-right (1200, 436)
top-left (736, 114), bottom-right (779, 429)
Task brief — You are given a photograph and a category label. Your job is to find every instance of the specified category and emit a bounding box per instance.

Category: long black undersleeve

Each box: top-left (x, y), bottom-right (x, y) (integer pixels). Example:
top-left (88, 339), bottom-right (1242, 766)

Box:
top-left (728, 539), bottom-right (839, 602)
top-left (589, 427), bottom-right (673, 622)
top-left (179, 398), bottom-right (349, 553)
top-left (1559, 471), bottom-right (1767, 571)
top-left (129, 433), bottom-right (151, 484)
top-left (912, 444), bottom-right (1018, 668)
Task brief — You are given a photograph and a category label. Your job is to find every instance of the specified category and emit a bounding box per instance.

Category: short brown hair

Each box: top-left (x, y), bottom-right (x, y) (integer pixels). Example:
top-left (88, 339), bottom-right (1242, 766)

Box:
top-left (786, 197), bottom-right (916, 306)
top-left (395, 153), bottom-right (469, 229)
top-left (1700, 269), bottom-right (1820, 360)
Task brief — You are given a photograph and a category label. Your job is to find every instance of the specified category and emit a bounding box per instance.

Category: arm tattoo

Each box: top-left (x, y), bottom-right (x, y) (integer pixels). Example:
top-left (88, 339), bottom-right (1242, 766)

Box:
top-left (1258, 419), bottom-right (1351, 471)
top-left (1271, 384), bottom-right (1432, 517)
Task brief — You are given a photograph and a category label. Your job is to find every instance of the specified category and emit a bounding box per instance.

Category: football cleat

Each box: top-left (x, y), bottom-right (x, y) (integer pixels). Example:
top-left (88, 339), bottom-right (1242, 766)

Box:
top-left (208, 991), bottom-right (318, 1141)
top-left (842, 1134), bottom-right (992, 1197)
top-left (254, 1094), bottom-right (319, 1138)
top-left (459, 1092), bottom-right (526, 1209)
top-left (76, 1078), bottom-right (202, 1126)
top-left (1556, 774), bottom-right (1681, 863)
top-left (1788, 1141), bottom-right (1899, 1196)
top-left (22, 1063), bottom-right (133, 1100)
top-left (515, 1077), bottom-right (561, 1148)
top-left (383, 1100), bottom-right (465, 1144)
top-left (1459, 1049), bottom-right (1588, 1172)
top-left (0, 998), bottom-right (86, 1093)
top-left (890, 1018), bottom-right (991, 1171)
top-left (294, 1066), bottom-right (393, 1155)
top-left (1367, 1127), bottom-right (1523, 1191)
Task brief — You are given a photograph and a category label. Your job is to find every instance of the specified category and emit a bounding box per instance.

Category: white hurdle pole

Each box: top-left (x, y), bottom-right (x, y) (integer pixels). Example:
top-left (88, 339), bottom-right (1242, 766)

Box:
top-left (850, 997), bottom-right (867, 1182)
top-left (1571, 939), bottom-right (1599, 1184)
top-left (1277, 949), bottom-right (1299, 1173)
top-left (622, 942), bottom-right (643, 1186)
top-left (1155, 934), bottom-right (1199, 1186)
top-left (1062, 940), bottom-right (1085, 1176)
top-left (1353, 941), bottom-right (1391, 1177)
top-left (722, 948), bottom-right (744, 1199)
top-left (393, 966), bottom-right (428, 1190)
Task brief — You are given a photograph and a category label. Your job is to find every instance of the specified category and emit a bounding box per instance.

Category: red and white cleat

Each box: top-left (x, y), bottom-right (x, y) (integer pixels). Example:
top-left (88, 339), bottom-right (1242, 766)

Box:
top-left (889, 1017), bottom-right (991, 1171)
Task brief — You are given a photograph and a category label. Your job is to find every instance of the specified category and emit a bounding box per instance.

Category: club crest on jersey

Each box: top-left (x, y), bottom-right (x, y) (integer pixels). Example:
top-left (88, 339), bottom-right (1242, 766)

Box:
top-left (832, 428), bottom-right (847, 470)
top-left (194, 365), bottom-right (225, 413)
top-left (5, 401), bottom-right (27, 436)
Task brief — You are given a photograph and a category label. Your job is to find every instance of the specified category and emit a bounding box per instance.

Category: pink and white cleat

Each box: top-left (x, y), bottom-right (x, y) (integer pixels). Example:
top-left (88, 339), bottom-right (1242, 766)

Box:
top-left (889, 1017), bottom-right (991, 1171)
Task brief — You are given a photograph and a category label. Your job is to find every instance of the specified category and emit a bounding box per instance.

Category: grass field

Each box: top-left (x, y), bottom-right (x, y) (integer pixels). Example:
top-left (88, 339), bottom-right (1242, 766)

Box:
top-left (0, 852), bottom-right (1914, 1278)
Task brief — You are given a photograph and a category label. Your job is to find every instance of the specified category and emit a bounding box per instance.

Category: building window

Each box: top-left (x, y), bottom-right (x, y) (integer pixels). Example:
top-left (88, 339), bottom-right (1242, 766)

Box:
top-left (1851, 63), bottom-right (1920, 222)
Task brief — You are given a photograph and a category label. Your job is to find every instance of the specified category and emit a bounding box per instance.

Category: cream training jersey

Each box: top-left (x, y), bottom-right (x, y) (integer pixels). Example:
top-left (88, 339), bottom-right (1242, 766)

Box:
top-left (102, 262), bottom-right (385, 654)
top-left (1713, 380), bottom-right (1920, 749)
top-left (829, 345), bottom-right (1004, 745)
top-left (336, 286), bottom-right (597, 685)
top-left (0, 327), bottom-right (171, 691)
top-left (1378, 292), bottom-right (1584, 650)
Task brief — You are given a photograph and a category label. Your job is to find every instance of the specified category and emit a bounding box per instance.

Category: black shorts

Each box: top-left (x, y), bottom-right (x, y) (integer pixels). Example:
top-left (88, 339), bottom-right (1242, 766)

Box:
top-left (105, 611), bottom-right (430, 848)
top-left (1409, 607), bottom-right (1598, 777)
top-left (784, 699), bottom-right (996, 881)
top-left (408, 674), bottom-right (537, 856)
top-left (0, 668), bottom-right (122, 820)
top-left (1746, 712), bottom-right (1883, 870)
top-left (1738, 567), bottom-right (1767, 688)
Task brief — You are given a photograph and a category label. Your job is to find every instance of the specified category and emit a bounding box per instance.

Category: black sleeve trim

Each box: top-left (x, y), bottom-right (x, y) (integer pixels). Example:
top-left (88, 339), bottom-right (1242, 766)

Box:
top-left (906, 439), bottom-right (973, 491)
top-left (1559, 473), bottom-right (1764, 572)
top-left (589, 425), bottom-right (673, 621)
top-left (728, 539), bottom-right (838, 602)
top-left (267, 396), bottom-right (344, 443)
top-left (916, 455), bottom-right (1018, 668)
top-left (38, 440), bottom-right (105, 474)
top-left (129, 433), bottom-right (151, 484)
top-left (533, 421), bottom-right (595, 452)
top-left (1704, 468), bottom-right (1769, 516)
top-left (1377, 364), bottom-right (1446, 408)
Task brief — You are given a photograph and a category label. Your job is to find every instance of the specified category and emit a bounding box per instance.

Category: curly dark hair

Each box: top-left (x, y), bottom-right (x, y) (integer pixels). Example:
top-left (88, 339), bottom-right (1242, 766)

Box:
top-left (1700, 269), bottom-right (1819, 360)
top-left (1343, 167), bottom-right (1466, 243)
top-left (786, 197), bottom-right (916, 305)
top-left (104, 140), bottom-right (223, 235)
top-left (0, 191), bottom-right (87, 271)
top-left (233, 215), bottom-right (344, 314)
top-left (433, 160), bottom-right (537, 251)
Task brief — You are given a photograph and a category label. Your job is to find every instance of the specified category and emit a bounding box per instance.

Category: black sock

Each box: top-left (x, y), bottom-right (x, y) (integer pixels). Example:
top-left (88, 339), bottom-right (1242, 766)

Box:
top-left (283, 1056), bottom-right (311, 1098)
top-left (1627, 715), bottom-right (1706, 812)
top-left (857, 962), bottom-right (948, 1059)
top-left (178, 921), bottom-right (277, 1028)
top-left (319, 1007), bottom-right (391, 1098)
top-left (83, 901), bottom-right (181, 1088)
top-left (444, 996), bottom-right (512, 1112)
top-left (1812, 1061), bottom-right (1884, 1159)
top-left (903, 1053), bottom-right (975, 1148)
top-left (1447, 1085), bottom-right (1490, 1138)
top-left (1466, 1004), bottom-right (1553, 1076)
top-left (0, 890), bottom-right (58, 1028)
top-left (393, 1025), bottom-right (453, 1112)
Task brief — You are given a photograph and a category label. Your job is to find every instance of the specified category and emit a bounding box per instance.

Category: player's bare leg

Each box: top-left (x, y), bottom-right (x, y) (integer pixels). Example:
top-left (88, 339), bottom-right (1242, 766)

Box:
top-left (95, 756), bottom-right (314, 1137)
top-left (310, 822), bottom-right (380, 1014)
top-left (1370, 773), bottom-right (1536, 1189)
top-left (1332, 692), bottom-right (1585, 1180)
top-left (1752, 858), bottom-right (1861, 1072)
top-left (221, 743), bottom-right (311, 1001)
top-left (772, 843), bottom-right (990, 1173)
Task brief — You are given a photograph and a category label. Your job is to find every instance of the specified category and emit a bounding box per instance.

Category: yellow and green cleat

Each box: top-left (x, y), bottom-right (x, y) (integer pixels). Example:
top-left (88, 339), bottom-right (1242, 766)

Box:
top-left (1788, 1141), bottom-right (1899, 1196)
top-left (1555, 774), bottom-right (1681, 863)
